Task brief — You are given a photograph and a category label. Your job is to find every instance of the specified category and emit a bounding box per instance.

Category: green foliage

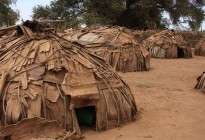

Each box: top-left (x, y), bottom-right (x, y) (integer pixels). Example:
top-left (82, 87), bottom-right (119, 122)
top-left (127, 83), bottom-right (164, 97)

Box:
top-left (116, 0), bottom-right (205, 30)
top-left (165, 0), bottom-right (204, 31)
top-left (0, 0), bottom-right (19, 26)
top-left (83, 0), bottom-right (125, 26)
top-left (32, 0), bottom-right (205, 30)
top-left (33, 0), bottom-right (84, 28)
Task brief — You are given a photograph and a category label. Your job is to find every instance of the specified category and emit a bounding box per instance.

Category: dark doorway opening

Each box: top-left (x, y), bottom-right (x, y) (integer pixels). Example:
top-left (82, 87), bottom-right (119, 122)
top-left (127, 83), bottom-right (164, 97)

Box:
top-left (177, 47), bottom-right (184, 58)
top-left (75, 106), bottom-right (96, 127)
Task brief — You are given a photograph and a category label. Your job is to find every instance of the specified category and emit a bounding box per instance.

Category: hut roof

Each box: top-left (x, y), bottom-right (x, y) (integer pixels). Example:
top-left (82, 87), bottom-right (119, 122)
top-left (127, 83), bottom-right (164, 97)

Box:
top-left (194, 38), bottom-right (205, 56)
top-left (63, 27), bottom-right (150, 72)
top-left (0, 21), bottom-right (137, 139)
top-left (64, 27), bottom-right (138, 47)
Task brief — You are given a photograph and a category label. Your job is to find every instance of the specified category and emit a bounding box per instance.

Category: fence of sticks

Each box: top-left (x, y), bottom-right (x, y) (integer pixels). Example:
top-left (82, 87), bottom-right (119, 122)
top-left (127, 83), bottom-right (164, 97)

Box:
top-left (0, 21), bottom-right (137, 139)
top-left (62, 27), bottom-right (150, 72)
top-left (142, 30), bottom-right (192, 59)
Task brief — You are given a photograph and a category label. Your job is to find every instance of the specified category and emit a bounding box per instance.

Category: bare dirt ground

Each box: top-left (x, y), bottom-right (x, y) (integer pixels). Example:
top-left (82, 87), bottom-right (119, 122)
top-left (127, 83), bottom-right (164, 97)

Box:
top-left (83, 55), bottom-right (205, 140)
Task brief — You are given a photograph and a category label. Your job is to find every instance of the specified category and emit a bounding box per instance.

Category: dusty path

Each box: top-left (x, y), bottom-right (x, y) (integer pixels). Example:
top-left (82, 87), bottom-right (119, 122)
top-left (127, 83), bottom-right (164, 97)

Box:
top-left (83, 55), bottom-right (205, 140)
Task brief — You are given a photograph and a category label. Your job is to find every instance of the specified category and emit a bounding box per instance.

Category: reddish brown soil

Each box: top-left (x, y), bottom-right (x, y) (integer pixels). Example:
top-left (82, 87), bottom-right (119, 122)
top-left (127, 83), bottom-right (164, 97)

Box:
top-left (83, 55), bottom-right (205, 140)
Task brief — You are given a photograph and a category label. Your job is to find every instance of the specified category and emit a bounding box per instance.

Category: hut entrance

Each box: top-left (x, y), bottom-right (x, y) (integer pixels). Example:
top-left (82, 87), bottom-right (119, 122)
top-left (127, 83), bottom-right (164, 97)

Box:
top-left (177, 47), bottom-right (184, 58)
top-left (75, 106), bottom-right (96, 127)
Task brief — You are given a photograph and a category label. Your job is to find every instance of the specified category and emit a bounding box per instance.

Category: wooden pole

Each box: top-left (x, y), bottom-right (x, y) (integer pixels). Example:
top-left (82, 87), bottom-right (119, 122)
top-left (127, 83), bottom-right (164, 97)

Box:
top-left (0, 20), bottom-right (66, 32)
top-left (0, 25), bottom-right (18, 31)
top-left (39, 20), bottom-right (66, 23)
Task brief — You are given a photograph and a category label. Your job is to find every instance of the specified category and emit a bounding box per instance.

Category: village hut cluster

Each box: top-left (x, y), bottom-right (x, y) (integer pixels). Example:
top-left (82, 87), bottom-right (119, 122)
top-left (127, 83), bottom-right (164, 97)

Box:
top-left (0, 21), bottom-right (137, 139)
top-left (0, 20), bottom-right (205, 139)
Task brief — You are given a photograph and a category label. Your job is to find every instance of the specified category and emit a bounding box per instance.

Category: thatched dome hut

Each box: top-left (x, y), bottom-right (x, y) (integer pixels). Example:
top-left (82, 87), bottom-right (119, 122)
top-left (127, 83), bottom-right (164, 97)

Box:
top-left (62, 27), bottom-right (150, 72)
top-left (142, 30), bottom-right (192, 59)
top-left (0, 21), bottom-right (137, 139)
top-left (194, 38), bottom-right (205, 56)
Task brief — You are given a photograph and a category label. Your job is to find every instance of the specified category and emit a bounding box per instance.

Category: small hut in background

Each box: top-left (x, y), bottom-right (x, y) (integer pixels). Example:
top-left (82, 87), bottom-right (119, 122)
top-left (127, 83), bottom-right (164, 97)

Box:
top-left (194, 38), bottom-right (205, 56)
top-left (142, 30), bottom-right (192, 59)
top-left (63, 27), bottom-right (150, 72)
top-left (0, 21), bottom-right (137, 139)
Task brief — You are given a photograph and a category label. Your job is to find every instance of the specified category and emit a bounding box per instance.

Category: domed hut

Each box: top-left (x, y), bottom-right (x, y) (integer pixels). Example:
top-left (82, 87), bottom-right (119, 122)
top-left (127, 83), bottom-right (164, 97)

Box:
top-left (142, 30), bottom-right (192, 59)
top-left (63, 27), bottom-right (150, 72)
top-left (194, 38), bottom-right (205, 56)
top-left (0, 21), bottom-right (137, 139)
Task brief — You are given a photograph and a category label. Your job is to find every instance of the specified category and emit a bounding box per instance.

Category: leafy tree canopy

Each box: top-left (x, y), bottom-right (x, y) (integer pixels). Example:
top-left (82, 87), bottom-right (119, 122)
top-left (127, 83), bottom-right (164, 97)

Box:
top-left (0, 0), bottom-right (19, 27)
top-left (32, 0), bottom-right (205, 30)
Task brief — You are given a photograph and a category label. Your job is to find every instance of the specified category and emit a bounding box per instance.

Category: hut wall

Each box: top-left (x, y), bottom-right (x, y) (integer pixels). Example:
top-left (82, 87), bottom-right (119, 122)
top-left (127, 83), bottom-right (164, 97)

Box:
top-left (149, 45), bottom-right (189, 59)
top-left (184, 46), bottom-right (192, 58)
top-left (115, 47), bottom-right (146, 72)
top-left (148, 44), bottom-right (191, 59)
top-left (149, 46), bottom-right (165, 58)
top-left (88, 46), bottom-right (146, 72)
top-left (96, 84), bottom-right (135, 130)
top-left (165, 45), bottom-right (178, 58)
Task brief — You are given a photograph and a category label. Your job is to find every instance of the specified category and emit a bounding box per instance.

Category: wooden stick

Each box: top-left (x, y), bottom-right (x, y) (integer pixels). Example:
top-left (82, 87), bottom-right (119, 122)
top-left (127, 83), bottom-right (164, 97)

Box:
top-left (71, 109), bottom-right (81, 135)
top-left (0, 25), bottom-right (18, 31)
top-left (62, 130), bottom-right (76, 140)
top-left (39, 20), bottom-right (66, 23)
top-left (0, 20), bottom-right (66, 32)
top-left (0, 71), bottom-right (8, 97)
top-left (42, 83), bottom-right (48, 118)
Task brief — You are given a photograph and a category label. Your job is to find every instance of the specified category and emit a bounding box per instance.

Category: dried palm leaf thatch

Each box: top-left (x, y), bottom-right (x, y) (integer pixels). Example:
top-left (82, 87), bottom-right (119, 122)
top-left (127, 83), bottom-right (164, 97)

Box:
top-left (195, 71), bottom-right (205, 93)
top-left (142, 30), bottom-right (192, 59)
top-left (62, 27), bottom-right (150, 72)
top-left (0, 21), bottom-right (137, 139)
top-left (194, 38), bottom-right (205, 56)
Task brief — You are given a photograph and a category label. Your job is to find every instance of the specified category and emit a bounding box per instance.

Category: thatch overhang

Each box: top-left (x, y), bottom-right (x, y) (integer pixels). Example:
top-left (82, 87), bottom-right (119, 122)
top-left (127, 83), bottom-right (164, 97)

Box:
top-left (0, 21), bottom-right (137, 139)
